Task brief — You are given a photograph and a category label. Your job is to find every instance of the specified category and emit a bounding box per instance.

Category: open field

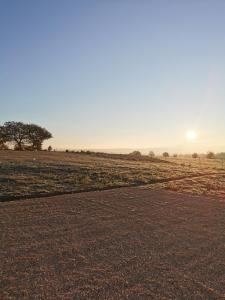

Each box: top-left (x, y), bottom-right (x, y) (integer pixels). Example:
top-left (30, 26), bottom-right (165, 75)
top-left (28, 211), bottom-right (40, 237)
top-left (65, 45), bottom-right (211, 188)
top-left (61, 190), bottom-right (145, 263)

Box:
top-left (144, 174), bottom-right (225, 200)
top-left (0, 150), bottom-right (224, 201)
top-left (1, 188), bottom-right (225, 299)
top-left (1, 151), bottom-right (225, 299)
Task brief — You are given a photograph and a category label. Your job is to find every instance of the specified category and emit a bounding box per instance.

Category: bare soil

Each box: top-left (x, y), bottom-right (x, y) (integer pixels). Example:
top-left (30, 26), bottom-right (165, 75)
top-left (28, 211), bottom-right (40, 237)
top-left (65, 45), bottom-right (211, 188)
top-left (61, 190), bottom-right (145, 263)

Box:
top-left (1, 188), bottom-right (225, 299)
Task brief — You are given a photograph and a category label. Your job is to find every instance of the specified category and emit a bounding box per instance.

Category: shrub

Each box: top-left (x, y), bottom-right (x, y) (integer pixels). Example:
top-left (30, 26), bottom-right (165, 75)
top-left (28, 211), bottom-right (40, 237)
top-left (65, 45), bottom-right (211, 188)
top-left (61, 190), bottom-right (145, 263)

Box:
top-left (148, 151), bottom-right (155, 158)
top-left (206, 151), bottom-right (215, 159)
top-left (192, 153), bottom-right (198, 159)
top-left (163, 152), bottom-right (169, 158)
top-left (129, 151), bottom-right (142, 157)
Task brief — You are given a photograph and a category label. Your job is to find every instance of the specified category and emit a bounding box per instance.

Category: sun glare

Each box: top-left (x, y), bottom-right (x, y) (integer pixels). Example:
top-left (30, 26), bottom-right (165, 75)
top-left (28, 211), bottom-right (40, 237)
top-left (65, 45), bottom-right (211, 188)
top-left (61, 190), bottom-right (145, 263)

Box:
top-left (186, 130), bottom-right (197, 141)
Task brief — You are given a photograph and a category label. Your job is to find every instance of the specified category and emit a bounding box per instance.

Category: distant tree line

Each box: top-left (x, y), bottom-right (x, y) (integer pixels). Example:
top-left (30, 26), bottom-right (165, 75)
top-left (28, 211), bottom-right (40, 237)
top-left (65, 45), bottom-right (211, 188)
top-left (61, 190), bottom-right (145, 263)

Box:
top-left (0, 121), bottom-right (52, 151)
top-left (129, 150), bottom-right (224, 160)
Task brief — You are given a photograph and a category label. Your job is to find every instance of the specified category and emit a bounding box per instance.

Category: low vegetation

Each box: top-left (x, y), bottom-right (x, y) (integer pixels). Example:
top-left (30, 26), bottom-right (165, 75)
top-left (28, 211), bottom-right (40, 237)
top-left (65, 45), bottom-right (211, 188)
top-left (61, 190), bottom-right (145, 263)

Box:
top-left (0, 150), bottom-right (224, 201)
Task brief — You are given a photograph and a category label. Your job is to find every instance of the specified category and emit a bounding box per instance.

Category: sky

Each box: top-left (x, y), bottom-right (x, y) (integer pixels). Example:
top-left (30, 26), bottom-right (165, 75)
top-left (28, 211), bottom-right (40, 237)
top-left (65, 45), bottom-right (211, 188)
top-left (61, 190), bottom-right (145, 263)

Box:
top-left (0, 0), bottom-right (225, 152)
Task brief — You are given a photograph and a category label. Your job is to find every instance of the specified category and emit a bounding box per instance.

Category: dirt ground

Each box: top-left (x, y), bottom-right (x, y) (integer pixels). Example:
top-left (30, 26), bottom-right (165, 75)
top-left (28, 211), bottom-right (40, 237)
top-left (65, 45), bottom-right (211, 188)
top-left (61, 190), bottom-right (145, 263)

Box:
top-left (1, 188), bottom-right (225, 299)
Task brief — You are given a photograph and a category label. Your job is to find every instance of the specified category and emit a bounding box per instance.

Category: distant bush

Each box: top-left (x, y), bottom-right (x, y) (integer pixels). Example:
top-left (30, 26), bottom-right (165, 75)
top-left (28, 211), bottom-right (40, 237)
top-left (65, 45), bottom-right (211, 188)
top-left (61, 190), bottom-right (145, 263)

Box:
top-left (48, 146), bottom-right (52, 152)
top-left (65, 149), bottom-right (69, 153)
top-left (206, 151), bottom-right (215, 159)
top-left (173, 154), bottom-right (178, 157)
top-left (129, 151), bottom-right (142, 157)
top-left (148, 151), bottom-right (155, 158)
top-left (75, 150), bottom-right (92, 155)
top-left (163, 152), bottom-right (169, 158)
top-left (192, 153), bottom-right (198, 159)
top-left (216, 152), bottom-right (225, 159)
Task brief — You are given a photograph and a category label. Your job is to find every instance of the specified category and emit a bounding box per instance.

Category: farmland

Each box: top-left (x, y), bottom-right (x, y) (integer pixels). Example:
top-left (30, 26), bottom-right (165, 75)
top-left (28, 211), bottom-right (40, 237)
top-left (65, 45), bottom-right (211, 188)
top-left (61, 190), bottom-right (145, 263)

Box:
top-left (0, 150), bottom-right (224, 201)
top-left (1, 188), bottom-right (225, 299)
top-left (1, 151), bottom-right (225, 299)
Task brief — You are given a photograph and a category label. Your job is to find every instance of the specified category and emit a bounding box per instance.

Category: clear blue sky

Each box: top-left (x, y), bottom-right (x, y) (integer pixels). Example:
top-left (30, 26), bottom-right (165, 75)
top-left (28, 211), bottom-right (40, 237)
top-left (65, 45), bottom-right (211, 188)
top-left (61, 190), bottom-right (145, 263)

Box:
top-left (0, 0), bottom-right (224, 151)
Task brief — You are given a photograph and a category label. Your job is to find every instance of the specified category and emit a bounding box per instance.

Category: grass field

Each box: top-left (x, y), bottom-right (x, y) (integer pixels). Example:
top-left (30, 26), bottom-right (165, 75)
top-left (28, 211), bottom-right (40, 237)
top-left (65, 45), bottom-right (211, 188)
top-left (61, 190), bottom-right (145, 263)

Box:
top-left (0, 150), bottom-right (224, 201)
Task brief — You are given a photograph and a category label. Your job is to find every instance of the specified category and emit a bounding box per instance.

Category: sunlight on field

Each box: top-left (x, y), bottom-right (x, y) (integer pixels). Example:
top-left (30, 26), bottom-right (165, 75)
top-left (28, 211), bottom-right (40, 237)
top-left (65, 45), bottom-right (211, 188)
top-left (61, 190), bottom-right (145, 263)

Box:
top-left (0, 151), bottom-right (224, 201)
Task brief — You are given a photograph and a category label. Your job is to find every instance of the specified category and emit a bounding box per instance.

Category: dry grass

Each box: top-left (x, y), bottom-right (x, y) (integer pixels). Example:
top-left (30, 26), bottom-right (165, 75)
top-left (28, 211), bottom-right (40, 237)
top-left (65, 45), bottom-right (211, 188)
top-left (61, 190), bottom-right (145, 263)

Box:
top-left (164, 174), bottom-right (225, 198)
top-left (0, 150), bottom-right (224, 201)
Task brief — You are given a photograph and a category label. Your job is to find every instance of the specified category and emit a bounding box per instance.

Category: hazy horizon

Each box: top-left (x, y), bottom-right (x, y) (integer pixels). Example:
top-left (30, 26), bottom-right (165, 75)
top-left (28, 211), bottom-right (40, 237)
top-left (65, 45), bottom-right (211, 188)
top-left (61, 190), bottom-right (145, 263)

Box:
top-left (1, 0), bottom-right (225, 151)
top-left (53, 146), bottom-right (225, 155)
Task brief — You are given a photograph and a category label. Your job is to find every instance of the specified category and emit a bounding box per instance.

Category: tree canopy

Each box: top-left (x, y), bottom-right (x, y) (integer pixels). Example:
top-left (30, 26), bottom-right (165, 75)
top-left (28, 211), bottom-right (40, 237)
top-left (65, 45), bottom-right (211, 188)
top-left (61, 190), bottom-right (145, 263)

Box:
top-left (129, 151), bottom-right (142, 156)
top-left (192, 153), bottom-right (198, 159)
top-left (0, 125), bottom-right (9, 149)
top-left (0, 121), bottom-right (52, 150)
top-left (206, 151), bottom-right (215, 159)
top-left (148, 151), bottom-right (155, 158)
top-left (26, 124), bottom-right (52, 150)
top-left (163, 152), bottom-right (169, 157)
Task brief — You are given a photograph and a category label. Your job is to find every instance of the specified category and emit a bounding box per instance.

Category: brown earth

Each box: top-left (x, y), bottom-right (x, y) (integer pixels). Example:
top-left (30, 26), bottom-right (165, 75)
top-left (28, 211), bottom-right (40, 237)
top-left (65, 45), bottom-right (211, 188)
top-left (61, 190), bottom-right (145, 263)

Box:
top-left (1, 188), bottom-right (225, 299)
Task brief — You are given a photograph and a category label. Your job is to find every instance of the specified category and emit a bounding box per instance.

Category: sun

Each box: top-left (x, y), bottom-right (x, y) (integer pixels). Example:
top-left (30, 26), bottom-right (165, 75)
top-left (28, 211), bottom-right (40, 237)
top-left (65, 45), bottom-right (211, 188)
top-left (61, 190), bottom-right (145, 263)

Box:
top-left (186, 130), bottom-right (197, 141)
